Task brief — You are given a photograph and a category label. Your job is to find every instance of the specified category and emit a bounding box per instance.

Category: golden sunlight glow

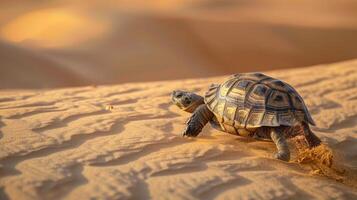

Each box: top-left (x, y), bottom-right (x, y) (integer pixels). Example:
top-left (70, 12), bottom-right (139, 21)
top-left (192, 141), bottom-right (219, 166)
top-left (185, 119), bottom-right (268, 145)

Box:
top-left (0, 8), bottom-right (108, 48)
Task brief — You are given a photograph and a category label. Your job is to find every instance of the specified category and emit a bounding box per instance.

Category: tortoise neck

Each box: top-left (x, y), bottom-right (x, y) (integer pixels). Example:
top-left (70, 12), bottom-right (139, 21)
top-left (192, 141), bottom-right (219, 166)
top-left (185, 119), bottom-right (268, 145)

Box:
top-left (184, 97), bottom-right (204, 113)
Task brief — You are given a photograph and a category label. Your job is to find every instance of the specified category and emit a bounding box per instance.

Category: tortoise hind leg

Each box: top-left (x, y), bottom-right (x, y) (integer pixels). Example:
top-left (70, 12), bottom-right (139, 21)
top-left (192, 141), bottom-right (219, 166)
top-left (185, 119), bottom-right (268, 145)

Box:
top-left (270, 127), bottom-right (290, 161)
top-left (302, 122), bottom-right (321, 147)
top-left (183, 104), bottom-right (214, 137)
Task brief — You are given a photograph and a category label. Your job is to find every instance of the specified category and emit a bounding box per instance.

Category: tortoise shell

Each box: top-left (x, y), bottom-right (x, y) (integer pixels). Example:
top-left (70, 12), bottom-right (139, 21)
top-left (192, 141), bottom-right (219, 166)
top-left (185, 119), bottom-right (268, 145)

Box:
top-left (204, 73), bottom-right (315, 133)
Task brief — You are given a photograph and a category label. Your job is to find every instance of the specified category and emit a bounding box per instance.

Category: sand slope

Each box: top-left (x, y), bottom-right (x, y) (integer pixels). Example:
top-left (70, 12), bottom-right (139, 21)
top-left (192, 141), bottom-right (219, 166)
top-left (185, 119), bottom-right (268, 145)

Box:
top-left (1, 0), bottom-right (357, 88)
top-left (0, 60), bottom-right (357, 199)
top-left (0, 41), bottom-right (88, 89)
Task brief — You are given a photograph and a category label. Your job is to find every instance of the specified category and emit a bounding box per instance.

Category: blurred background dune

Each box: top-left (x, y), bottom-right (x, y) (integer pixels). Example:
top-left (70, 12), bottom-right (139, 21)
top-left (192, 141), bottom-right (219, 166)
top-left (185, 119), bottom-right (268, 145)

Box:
top-left (1, 0), bottom-right (357, 88)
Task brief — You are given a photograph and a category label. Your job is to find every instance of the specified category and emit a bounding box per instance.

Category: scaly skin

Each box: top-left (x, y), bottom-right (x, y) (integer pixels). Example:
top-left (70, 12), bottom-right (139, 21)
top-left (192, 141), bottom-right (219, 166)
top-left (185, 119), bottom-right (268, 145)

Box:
top-left (302, 122), bottom-right (321, 147)
top-left (270, 128), bottom-right (290, 161)
top-left (183, 105), bottom-right (214, 137)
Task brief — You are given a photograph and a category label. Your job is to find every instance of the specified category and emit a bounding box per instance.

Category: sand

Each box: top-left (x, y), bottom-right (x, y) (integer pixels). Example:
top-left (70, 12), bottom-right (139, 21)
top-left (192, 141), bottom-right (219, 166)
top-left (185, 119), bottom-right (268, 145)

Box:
top-left (1, 0), bottom-right (357, 88)
top-left (0, 59), bottom-right (356, 200)
top-left (0, 41), bottom-right (88, 89)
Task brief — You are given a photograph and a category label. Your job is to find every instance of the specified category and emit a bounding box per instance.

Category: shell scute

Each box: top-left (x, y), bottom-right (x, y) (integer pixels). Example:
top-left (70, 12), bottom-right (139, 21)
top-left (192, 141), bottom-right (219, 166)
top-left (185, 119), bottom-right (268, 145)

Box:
top-left (204, 73), bottom-right (315, 129)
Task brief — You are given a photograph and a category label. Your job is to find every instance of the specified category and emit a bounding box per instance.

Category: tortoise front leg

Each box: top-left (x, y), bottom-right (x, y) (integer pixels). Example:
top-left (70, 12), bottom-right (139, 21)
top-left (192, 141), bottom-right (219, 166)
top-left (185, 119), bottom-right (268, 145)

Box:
top-left (183, 104), bottom-right (214, 137)
top-left (270, 128), bottom-right (290, 161)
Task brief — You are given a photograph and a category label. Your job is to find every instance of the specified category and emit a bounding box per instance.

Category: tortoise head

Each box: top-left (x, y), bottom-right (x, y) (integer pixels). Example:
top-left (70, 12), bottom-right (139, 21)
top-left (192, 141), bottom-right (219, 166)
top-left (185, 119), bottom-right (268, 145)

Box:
top-left (171, 90), bottom-right (204, 113)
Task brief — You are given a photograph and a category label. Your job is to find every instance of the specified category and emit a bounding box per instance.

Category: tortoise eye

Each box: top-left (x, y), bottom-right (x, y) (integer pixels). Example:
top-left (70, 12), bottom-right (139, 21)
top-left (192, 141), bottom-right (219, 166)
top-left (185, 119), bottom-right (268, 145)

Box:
top-left (176, 94), bottom-right (183, 98)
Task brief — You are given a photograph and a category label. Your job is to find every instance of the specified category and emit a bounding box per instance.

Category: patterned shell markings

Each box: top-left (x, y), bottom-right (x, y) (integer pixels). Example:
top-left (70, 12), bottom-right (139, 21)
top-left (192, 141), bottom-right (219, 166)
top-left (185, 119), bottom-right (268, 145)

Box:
top-left (204, 73), bottom-right (315, 132)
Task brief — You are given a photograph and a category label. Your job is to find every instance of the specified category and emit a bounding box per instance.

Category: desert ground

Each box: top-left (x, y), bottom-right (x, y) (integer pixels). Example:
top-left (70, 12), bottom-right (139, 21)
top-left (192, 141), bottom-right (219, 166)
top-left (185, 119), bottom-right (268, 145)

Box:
top-left (1, 1), bottom-right (357, 199)
top-left (0, 60), bottom-right (356, 200)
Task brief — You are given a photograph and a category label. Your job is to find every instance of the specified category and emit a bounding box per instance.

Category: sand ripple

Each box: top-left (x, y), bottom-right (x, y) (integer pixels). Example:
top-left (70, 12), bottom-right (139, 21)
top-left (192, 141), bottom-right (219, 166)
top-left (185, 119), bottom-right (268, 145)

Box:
top-left (0, 60), bottom-right (357, 199)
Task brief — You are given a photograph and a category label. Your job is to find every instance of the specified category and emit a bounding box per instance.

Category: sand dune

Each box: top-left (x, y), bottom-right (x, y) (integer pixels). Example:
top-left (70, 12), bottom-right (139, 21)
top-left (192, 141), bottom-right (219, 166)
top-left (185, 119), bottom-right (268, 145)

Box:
top-left (0, 41), bottom-right (88, 89)
top-left (0, 7), bottom-right (109, 48)
top-left (0, 60), bottom-right (356, 199)
top-left (40, 10), bottom-right (357, 84)
top-left (1, 0), bottom-right (357, 88)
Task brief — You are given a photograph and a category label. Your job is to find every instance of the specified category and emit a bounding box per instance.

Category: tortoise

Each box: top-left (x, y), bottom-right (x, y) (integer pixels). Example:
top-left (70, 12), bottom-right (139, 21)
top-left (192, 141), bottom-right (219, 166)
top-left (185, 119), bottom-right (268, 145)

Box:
top-left (171, 72), bottom-right (321, 161)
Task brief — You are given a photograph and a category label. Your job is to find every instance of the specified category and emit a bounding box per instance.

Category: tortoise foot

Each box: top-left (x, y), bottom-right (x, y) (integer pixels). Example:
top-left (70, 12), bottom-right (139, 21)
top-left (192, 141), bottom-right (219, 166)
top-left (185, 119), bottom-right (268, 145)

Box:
top-left (182, 124), bottom-right (201, 137)
top-left (274, 152), bottom-right (290, 161)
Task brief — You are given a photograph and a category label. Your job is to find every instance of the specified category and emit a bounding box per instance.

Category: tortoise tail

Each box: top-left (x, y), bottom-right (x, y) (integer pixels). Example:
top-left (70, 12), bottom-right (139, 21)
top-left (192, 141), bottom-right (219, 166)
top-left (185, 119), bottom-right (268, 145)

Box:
top-left (302, 122), bottom-right (321, 148)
